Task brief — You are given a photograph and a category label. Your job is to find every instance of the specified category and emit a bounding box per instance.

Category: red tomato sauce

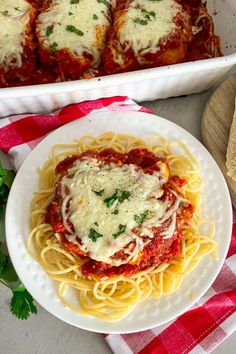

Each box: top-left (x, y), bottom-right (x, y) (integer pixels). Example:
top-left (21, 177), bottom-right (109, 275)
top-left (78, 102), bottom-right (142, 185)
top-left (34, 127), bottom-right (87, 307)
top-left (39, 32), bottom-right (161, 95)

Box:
top-left (45, 148), bottom-right (194, 278)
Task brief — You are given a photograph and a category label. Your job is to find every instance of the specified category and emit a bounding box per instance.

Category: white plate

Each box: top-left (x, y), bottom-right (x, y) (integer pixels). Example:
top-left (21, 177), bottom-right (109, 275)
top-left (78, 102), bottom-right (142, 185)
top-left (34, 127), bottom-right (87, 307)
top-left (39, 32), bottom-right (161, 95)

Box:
top-left (5, 111), bottom-right (232, 333)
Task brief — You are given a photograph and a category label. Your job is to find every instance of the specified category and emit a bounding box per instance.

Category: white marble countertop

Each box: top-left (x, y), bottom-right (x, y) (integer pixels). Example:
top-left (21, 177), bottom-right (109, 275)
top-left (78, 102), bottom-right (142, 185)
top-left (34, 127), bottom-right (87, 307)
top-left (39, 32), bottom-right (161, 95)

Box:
top-left (1, 66), bottom-right (236, 354)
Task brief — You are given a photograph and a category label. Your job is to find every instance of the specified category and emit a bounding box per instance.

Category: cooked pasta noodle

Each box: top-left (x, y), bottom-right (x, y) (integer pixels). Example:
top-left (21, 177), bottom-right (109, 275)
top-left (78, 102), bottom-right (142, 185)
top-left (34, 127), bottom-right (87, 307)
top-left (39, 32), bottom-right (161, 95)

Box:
top-left (27, 132), bottom-right (216, 321)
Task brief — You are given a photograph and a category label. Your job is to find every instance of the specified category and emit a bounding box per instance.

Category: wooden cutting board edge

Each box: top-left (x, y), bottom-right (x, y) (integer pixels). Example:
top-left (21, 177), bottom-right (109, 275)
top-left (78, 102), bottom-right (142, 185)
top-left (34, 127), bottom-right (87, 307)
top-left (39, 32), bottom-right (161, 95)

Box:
top-left (201, 74), bottom-right (236, 209)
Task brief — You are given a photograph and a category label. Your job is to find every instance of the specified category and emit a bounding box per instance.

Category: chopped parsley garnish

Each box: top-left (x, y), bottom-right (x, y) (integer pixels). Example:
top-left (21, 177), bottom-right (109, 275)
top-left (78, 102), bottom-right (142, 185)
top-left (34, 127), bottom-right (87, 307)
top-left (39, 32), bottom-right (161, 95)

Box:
top-left (88, 228), bottom-right (103, 242)
top-left (66, 25), bottom-right (84, 36)
top-left (97, 0), bottom-right (110, 7)
top-left (93, 14), bottom-right (98, 20)
top-left (14, 7), bottom-right (20, 11)
top-left (141, 8), bottom-right (156, 20)
top-left (118, 190), bottom-right (131, 203)
top-left (104, 189), bottom-right (130, 208)
top-left (94, 222), bottom-right (99, 226)
top-left (1, 10), bottom-right (8, 16)
top-left (49, 42), bottom-right (58, 53)
top-left (133, 8), bottom-right (156, 25)
top-left (104, 190), bottom-right (118, 208)
top-left (68, 12), bottom-right (74, 16)
top-left (46, 25), bottom-right (53, 37)
top-left (93, 189), bottom-right (104, 196)
top-left (70, 0), bottom-right (80, 3)
top-left (134, 210), bottom-right (149, 225)
top-left (133, 18), bottom-right (148, 25)
top-left (113, 224), bottom-right (126, 238)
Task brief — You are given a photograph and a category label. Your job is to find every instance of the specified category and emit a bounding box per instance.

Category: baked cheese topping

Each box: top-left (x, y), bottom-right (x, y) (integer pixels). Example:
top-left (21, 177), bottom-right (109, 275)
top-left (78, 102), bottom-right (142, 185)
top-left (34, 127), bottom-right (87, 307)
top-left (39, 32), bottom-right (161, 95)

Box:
top-left (37, 0), bottom-right (112, 66)
top-left (60, 157), bottom-right (184, 266)
top-left (116, 0), bottom-right (182, 64)
top-left (0, 0), bottom-right (31, 69)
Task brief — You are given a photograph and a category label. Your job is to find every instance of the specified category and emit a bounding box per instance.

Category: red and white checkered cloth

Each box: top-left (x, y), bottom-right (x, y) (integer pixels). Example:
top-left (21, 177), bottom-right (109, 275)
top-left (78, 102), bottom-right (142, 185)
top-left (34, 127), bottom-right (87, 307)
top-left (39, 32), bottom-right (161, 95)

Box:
top-left (0, 97), bottom-right (235, 354)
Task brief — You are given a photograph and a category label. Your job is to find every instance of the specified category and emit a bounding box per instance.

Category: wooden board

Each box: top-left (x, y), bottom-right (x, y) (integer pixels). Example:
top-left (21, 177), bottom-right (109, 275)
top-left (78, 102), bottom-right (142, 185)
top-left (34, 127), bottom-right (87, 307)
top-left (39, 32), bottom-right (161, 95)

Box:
top-left (201, 74), bottom-right (236, 209)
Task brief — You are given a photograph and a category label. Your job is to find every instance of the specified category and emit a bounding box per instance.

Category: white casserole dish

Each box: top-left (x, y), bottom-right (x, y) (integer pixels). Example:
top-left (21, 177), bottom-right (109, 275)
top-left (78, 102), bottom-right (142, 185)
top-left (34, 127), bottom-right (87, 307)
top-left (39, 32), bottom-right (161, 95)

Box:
top-left (0, 0), bottom-right (235, 118)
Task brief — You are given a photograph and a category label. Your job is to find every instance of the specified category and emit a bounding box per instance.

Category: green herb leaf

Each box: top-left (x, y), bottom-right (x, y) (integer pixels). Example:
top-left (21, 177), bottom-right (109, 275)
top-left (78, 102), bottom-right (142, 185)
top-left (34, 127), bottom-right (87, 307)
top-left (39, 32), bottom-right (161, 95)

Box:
top-left (0, 184), bottom-right (9, 202)
top-left (104, 189), bottom-right (130, 208)
top-left (0, 244), bottom-right (18, 283)
top-left (0, 165), bottom-right (37, 320)
top-left (0, 203), bottom-right (4, 217)
top-left (149, 11), bottom-right (156, 17)
top-left (1, 10), bottom-right (8, 16)
top-left (66, 25), bottom-right (84, 36)
top-left (104, 189), bottom-right (119, 208)
top-left (133, 18), bottom-right (148, 25)
top-left (3, 169), bottom-right (15, 189)
top-left (134, 210), bottom-right (149, 225)
top-left (70, 0), bottom-right (80, 3)
top-left (49, 42), bottom-right (58, 53)
top-left (141, 9), bottom-right (156, 20)
top-left (0, 162), bottom-right (5, 188)
top-left (118, 190), bottom-right (130, 203)
top-left (88, 228), bottom-right (103, 242)
top-left (0, 246), bottom-right (7, 274)
top-left (97, 0), bottom-right (110, 7)
top-left (113, 224), bottom-right (126, 238)
top-left (10, 285), bottom-right (37, 320)
top-left (93, 14), bottom-right (98, 20)
top-left (14, 7), bottom-right (20, 11)
top-left (46, 25), bottom-right (54, 36)
top-left (68, 12), bottom-right (74, 16)
top-left (0, 263), bottom-right (18, 282)
top-left (93, 189), bottom-right (104, 196)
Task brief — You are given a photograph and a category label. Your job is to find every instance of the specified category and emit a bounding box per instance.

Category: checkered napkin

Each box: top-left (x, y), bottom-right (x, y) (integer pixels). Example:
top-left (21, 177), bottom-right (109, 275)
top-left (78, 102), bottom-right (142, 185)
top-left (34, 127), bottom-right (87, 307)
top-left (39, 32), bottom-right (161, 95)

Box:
top-left (0, 97), bottom-right (235, 354)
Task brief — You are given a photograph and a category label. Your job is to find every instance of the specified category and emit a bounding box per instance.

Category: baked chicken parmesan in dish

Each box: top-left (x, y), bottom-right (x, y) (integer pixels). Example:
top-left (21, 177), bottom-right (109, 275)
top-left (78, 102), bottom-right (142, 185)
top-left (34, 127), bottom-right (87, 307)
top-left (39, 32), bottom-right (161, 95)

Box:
top-left (103, 0), bottom-right (222, 74)
top-left (28, 132), bottom-right (216, 321)
top-left (0, 0), bottom-right (221, 87)
top-left (0, 0), bottom-right (37, 87)
top-left (36, 0), bottom-right (113, 80)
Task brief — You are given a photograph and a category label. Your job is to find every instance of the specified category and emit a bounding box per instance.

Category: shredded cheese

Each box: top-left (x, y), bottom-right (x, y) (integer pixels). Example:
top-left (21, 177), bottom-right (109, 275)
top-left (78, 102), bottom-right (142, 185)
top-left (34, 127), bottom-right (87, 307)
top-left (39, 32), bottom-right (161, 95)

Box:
top-left (60, 157), bottom-right (184, 266)
top-left (0, 0), bottom-right (32, 70)
top-left (37, 0), bottom-right (112, 67)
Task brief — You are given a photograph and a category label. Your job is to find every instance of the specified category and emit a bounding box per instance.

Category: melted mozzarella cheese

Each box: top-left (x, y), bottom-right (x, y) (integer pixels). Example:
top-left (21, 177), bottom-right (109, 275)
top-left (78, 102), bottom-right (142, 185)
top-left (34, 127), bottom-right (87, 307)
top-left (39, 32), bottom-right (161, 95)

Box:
top-left (116, 0), bottom-right (182, 64)
top-left (60, 157), bottom-right (184, 266)
top-left (0, 0), bottom-right (31, 69)
top-left (37, 0), bottom-right (112, 66)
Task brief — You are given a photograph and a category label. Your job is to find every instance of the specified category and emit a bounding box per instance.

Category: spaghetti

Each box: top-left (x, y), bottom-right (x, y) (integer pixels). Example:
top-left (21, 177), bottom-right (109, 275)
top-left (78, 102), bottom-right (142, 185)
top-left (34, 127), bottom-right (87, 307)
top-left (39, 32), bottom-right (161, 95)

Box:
top-left (28, 132), bottom-right (216, 321)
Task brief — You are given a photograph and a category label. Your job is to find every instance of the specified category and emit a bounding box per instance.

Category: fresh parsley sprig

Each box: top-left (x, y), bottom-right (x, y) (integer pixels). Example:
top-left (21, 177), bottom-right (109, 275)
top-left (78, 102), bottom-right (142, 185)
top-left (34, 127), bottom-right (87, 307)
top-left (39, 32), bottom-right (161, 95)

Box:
top-left (10, 284), bottom-right (37, 320)
top-left (0, 162), bottom-right (37, 320)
